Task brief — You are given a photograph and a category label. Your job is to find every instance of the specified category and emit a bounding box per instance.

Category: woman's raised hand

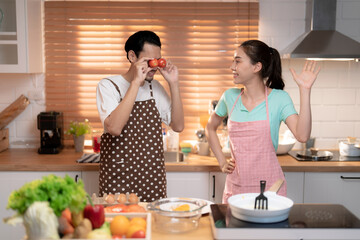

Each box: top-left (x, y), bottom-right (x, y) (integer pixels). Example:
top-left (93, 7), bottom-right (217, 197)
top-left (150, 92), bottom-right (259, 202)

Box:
top-left (290, 60), bottom-right (321, 89)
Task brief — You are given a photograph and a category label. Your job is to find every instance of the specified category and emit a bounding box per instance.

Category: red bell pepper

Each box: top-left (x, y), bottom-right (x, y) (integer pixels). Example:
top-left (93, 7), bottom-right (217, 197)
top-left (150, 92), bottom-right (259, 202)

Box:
top-left (84, 195), bottom-right (105, 229)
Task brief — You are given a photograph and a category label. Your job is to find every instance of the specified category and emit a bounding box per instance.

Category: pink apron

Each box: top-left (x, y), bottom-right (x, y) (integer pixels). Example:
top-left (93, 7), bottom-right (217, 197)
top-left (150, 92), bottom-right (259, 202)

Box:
top-left (222, 87), bottom-right (286, 203)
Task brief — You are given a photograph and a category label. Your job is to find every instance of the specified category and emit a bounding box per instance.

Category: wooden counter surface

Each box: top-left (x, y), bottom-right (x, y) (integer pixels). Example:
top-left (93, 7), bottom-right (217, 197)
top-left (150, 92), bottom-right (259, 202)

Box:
top-left (1, 148), bottom-right (360, 172)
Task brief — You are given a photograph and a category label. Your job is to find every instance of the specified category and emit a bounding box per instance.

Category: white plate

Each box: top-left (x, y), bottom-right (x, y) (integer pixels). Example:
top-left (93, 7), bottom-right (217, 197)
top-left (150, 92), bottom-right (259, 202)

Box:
top-left (157, 198), bottom-right (213, 215)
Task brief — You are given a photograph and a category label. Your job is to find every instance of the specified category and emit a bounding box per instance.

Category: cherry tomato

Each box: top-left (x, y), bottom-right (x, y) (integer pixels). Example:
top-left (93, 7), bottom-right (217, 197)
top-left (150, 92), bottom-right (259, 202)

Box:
top-left (157, 58), bottom-right (166, 68)
top-left (131, 229), bottom-right (146, 238)
top-left (104, 204), bottom-right (128, 213)
top-left (148, 59), bottom-right (158, 68)
top-left (124, 204), bottom-right (146, 213)
top-left (112, 234), bottom-right (123, 239)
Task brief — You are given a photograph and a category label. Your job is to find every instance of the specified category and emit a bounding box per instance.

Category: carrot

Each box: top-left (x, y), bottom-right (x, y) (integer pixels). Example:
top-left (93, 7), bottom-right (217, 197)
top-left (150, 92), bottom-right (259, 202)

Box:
top-left (61, 208), bottom-right (72, 224)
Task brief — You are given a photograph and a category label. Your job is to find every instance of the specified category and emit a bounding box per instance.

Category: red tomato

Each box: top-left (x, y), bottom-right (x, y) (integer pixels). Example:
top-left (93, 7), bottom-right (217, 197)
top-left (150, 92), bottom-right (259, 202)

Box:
top-left (125, 204), bottom-right (146, 213)
top-left (157, 58), bottom-right (166, 68)
top-left (131, 229), bottom-right (146, 238)
top-left (105, 204), bottom-right (128, 213)
top-left (148, 59), bottom-right (158, 68)
top-left (112, 234), bottom-right (123, 239)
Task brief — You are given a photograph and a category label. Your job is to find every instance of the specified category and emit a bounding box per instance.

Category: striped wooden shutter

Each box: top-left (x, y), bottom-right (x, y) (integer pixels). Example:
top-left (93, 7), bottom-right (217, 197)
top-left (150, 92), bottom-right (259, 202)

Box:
top-left (44, 1), bottom-right (259, 145)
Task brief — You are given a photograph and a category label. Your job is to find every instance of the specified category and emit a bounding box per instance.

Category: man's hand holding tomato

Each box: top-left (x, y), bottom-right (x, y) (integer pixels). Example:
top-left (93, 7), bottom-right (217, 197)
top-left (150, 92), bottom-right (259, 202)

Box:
top-left (132, 57), bottom-right (154, 86)
top-left (146, 57), bottom-right (178, 86)
top-left (159, 59), bottom-right (179, 86)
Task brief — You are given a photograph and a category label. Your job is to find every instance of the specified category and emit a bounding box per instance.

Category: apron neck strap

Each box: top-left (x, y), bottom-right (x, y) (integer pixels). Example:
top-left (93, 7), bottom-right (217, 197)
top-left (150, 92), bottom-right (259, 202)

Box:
top-left (229, 88), bottom-right (243, 118)
top-left (146, 80), bottom-right (154, 98)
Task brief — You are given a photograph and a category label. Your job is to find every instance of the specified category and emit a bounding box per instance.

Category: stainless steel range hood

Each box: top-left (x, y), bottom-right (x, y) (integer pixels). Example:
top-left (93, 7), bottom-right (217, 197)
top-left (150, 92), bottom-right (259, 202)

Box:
top-left (282, 0), bottom-right (360, 60)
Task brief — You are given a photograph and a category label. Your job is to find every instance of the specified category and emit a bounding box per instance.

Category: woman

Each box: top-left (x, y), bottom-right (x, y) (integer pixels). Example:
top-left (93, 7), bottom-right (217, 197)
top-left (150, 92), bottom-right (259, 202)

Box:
top-left (206, 40), bottom-right (320, 203)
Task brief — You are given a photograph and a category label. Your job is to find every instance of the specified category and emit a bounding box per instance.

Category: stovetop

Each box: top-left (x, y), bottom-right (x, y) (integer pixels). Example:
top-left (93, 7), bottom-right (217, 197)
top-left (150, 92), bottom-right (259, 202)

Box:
top-left (211, 204), bottom-right (360, 229)
top-left (210, 204), bottom-right (360, 239)
top-left (288, 150), bottom-right (360, 162)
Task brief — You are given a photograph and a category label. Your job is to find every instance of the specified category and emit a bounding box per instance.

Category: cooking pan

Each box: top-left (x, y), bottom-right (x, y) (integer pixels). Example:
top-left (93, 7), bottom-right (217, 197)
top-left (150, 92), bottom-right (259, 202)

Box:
top-left (228, 179), bottom-right (293, 223)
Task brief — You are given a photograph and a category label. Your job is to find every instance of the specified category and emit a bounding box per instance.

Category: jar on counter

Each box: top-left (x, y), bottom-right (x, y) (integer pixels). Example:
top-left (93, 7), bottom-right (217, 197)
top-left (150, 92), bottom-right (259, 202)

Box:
top-left (167, 129), bottom-right (179, 152)
top-left (92, 130), bottom-right (102, 153)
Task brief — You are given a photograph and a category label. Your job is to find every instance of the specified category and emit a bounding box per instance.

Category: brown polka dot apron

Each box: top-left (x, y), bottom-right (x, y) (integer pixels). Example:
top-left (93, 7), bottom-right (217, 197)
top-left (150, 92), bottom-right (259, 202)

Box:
top-left (99, 79), bottom-right (167, 202)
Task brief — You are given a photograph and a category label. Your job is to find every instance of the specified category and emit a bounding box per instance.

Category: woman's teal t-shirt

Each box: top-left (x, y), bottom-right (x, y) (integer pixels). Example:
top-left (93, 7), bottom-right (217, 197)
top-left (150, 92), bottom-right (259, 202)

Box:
top-left (215, 88), bottom-right (297, 151)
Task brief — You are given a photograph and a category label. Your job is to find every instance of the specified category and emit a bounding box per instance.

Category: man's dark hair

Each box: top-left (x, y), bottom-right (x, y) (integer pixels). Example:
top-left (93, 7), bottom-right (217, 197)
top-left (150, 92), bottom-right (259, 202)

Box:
top-left (124, 31), bottom-right (161, 61)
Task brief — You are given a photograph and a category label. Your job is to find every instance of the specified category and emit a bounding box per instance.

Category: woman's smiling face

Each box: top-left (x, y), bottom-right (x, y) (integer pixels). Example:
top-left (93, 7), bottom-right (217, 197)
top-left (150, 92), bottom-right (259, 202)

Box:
top-left (230, 47), bottom-right (257, 85)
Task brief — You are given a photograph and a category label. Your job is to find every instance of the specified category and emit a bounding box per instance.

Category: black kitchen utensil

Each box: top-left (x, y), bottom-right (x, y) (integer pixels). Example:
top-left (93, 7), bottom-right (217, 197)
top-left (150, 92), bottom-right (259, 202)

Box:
top-left (254, 180), bottom-right (268, 210)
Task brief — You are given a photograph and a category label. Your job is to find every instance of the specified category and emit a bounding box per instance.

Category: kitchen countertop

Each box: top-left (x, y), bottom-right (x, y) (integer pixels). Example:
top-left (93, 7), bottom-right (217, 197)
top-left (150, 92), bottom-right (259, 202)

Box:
top-left (1, 148), bottom-right (360, 172)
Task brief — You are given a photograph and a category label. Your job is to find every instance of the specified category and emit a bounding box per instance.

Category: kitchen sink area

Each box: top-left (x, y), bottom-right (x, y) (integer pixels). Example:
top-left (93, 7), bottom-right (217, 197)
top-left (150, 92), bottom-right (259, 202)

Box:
top-left (164, 151), bottom-right (184, 162)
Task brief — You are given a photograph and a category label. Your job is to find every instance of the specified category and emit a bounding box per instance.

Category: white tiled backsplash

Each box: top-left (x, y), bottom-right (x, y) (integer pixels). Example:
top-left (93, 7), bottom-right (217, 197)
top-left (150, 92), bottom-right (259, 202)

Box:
top-left (0, 0), bottom-right (359, 149)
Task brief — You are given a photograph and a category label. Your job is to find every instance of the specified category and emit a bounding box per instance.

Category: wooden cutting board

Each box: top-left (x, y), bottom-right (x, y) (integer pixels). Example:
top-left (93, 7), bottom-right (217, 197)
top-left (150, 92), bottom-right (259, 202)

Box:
top-left (0, 94), bottom-right (30, 130)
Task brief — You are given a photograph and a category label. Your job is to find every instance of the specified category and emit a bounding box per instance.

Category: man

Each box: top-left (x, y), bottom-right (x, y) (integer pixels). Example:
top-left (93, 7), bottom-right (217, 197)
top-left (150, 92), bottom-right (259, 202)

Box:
top-left (96, 31), bottom-right (184, 202)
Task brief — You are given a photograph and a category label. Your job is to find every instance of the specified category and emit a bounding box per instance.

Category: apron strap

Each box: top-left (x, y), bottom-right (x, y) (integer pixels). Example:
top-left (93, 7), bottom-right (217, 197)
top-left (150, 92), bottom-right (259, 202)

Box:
top-left (229, 88), bottom-right (244, 119)
top-left (265, 86), bottom-right (269, 121)
top-left (105, 78), bottom-right (122, 102)
top-left (146, 80), bottom-right (154, 98)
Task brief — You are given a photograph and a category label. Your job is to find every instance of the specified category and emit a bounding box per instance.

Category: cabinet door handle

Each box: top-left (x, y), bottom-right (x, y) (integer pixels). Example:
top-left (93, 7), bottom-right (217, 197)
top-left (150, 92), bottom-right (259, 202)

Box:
top-left (340, 176), bottom-right (360, 180)
top-left (212, 175), bottom-right (215, 198)
top-left (75, 174), bottom-right (79, 183)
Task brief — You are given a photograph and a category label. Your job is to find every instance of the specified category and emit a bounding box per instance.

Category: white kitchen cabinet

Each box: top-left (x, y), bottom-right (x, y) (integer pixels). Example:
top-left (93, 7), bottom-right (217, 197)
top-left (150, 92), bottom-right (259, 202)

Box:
top-left (209, 172), bottom-right (226, 203)
top-left (208, 172), bottom-right (304, 204)
top-left (81, 171), bottom-right (211, 200)
top-left (284, 172), bottom-right (304, 203)
top-left (0, 0), bottom-right (43, 73)
top-left (0, 171), bottom-right (80, 240)
top-left (304, 172), bottom-right (360, 218)
top-left (166, 172), bottom-right (210, 200)
top-left (82, 171), bottom-right (99, 196)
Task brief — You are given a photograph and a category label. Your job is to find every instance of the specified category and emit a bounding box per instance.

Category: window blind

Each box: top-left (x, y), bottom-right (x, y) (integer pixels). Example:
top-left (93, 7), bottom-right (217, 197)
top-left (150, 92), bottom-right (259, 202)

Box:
top-left (44, 1), bottom-right (259, 145)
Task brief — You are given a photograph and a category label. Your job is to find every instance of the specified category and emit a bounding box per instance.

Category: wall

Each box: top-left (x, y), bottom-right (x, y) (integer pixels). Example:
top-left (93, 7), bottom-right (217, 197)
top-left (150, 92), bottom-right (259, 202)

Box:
top-left (0, 73), bottom-right (45, 148)
top-left (259, 0), bottom-right (360, 149)
top-left (0, 0), bottom-right (359, 149)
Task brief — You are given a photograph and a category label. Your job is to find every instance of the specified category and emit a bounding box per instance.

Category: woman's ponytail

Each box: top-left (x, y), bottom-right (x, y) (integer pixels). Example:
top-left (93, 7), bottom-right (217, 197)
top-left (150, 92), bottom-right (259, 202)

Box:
top-left (267, 47), bottom-right (284, 90)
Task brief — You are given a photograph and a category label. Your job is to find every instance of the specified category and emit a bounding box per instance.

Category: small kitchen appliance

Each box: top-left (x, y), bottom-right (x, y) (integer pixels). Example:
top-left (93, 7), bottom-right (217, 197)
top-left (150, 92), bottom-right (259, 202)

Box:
top-left (37, 111), bottom-right (64, 154)
top-left (210, 204), bottom-right (360, 240)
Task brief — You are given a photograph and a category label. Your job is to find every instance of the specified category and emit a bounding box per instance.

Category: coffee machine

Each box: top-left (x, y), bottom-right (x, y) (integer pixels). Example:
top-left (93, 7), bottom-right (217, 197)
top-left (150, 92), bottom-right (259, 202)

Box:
top-left (37, 111), bottom-right (64, 154)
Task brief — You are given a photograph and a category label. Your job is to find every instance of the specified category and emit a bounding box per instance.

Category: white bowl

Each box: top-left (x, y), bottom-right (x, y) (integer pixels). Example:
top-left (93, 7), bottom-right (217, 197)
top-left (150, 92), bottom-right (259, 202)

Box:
top-left (228, 192), bottom-right (294, 223)
top-left (276, 141), bottom-right (295, 155)
top-left (338, 140), bottom-right (360, 157)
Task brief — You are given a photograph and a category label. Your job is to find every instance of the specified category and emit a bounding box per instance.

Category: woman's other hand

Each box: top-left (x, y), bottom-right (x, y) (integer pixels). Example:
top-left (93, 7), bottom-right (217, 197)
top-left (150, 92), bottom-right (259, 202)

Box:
top-left (290, 60), bottom-right (320, 90)
top-left (221, 158), bottom-right (235, 174)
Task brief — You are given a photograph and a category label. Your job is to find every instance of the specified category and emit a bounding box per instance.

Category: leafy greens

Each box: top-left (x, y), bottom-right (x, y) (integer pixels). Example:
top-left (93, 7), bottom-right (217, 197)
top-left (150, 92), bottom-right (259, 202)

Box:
top-left (7, 174), bottom-right (87, 216)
